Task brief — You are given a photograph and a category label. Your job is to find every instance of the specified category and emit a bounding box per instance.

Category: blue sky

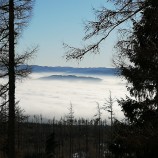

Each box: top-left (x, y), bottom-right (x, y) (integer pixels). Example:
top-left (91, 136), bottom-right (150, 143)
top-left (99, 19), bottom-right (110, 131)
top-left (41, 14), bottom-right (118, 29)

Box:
top-left (18, 0), bottom-right (117, 68)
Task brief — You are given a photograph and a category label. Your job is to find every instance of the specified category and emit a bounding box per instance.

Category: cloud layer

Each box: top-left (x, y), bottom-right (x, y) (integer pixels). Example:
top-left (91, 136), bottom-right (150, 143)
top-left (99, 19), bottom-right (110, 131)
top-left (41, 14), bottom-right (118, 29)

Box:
top-left (15, 72), bottom-right (127, 121)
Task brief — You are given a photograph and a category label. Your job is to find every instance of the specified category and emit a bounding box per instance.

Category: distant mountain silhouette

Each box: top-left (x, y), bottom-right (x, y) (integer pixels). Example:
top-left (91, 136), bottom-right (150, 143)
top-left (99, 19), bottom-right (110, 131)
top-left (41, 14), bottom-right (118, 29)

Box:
top-left (38, 75), bottom-right (102, 82)
top-left (26, 65), bottom-right (118, 76)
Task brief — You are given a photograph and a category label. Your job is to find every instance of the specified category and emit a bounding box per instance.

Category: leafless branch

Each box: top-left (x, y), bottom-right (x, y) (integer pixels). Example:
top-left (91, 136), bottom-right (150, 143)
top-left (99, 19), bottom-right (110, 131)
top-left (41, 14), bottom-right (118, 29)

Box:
top-left (64, 0), bottom-right (146, 61)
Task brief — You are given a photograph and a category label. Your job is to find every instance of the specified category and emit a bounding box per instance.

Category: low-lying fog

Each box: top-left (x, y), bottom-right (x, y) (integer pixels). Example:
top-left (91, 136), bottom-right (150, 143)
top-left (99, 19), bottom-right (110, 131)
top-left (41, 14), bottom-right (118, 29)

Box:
top-left (15, 72), bottom-right (127, 121)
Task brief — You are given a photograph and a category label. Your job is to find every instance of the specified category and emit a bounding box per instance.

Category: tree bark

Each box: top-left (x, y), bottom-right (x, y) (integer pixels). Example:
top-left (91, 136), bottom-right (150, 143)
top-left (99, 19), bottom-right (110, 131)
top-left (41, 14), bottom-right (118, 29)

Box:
top-left (8, 0), bottom-right (15, 158)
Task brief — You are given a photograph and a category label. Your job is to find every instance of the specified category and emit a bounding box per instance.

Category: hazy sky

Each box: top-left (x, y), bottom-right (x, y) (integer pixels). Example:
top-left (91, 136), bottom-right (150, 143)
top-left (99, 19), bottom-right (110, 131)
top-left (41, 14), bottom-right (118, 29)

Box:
top-left (18, 0), bottom-right (117, 68)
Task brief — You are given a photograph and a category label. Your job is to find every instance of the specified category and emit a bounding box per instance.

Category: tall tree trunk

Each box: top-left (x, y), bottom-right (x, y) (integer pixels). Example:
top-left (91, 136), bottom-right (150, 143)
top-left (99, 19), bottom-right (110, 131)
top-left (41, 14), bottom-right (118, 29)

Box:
top-left (8, 0), bottom-right (15, 158)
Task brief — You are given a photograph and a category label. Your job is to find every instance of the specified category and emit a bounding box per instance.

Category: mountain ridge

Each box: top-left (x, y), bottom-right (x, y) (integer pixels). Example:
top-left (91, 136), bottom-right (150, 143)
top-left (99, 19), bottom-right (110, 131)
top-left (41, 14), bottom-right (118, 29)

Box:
top-left (38, 75), bottom-right (102, 82)
top-left (27, 65), bottom-right (118, 76)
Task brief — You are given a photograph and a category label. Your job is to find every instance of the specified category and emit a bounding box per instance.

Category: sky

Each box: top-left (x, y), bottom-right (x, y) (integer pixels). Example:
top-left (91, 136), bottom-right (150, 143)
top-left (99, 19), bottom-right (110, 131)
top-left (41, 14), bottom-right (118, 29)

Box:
top-left (18, 0), bottom-right (117, 68)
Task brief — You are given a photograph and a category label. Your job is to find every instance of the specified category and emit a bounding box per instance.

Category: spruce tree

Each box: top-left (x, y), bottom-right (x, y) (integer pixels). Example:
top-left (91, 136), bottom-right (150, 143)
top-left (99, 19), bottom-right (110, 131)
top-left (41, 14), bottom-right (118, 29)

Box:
top-left (117, 0), bottom-right (158, 125)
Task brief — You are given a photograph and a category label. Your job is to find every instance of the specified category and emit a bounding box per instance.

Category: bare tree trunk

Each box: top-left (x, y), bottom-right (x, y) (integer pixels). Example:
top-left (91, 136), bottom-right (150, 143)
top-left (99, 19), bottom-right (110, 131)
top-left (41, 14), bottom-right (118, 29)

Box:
top-left (8, 0), bottom-right (15, 158)
top-left (85, 120), bottom-right (89, 158)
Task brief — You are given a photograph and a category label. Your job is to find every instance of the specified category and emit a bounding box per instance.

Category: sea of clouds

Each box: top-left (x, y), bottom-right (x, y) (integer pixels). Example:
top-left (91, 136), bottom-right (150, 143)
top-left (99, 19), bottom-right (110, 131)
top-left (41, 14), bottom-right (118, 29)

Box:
top-left (15, 72), bottom-right (128, 121)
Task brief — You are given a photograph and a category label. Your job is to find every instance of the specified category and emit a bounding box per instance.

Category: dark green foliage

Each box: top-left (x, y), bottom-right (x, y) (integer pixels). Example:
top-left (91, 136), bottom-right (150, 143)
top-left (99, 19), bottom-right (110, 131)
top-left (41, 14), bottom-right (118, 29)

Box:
top-left (46, 133), bottom-right (58, 158)
top-left (109, 120), bottom-right (158, 158)
top-left (117, 0), bottom-right (158, 125)
top-left (0, 116), bottom-right (110, 158)
top-left (24, 153), bottom-right (45, 158)
top-left (110, 1), bottom-right (158, 157)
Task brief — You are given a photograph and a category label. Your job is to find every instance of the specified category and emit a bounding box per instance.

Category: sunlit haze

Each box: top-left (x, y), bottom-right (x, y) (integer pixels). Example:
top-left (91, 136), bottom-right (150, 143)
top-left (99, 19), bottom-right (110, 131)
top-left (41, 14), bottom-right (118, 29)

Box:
top-left (15, 71), bottom-right (127, 121)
